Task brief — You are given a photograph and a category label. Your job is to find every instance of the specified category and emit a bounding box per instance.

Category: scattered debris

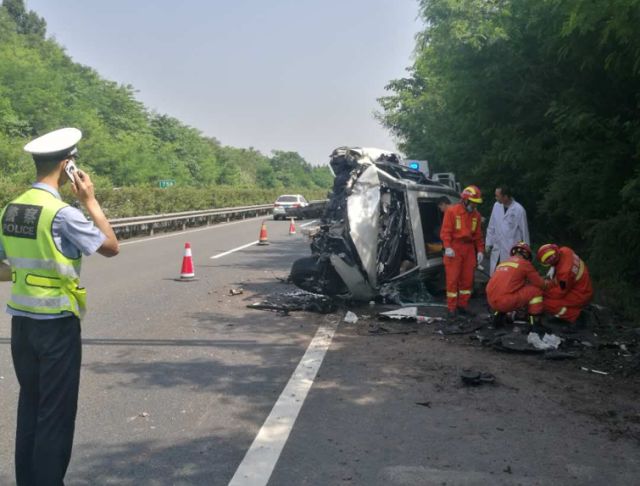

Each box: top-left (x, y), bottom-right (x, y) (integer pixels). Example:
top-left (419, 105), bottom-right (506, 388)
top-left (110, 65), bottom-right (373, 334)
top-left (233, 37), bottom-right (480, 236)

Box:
top-left (415, 401), bottom-right (432, 408)
top-left (436, 320), bottom-right (484, 335)
top-left (344, 311), bottom-right (359, 324)
top-left (494, 333), bottom-right (545, 353)
top-left (367, 324), bottom-right (417, 335)
top-left (378, 307), bottom-right (418, 320)
top-left (247, 290), bottom-right (337, 314)
top-left (127, 411), bottom-right (151, 422)
top-left (229, 288), bottom-right (244, 296)
top-left (417, 315), bottom-right (445, 324)
top-left (581, 367), bottom-right (609, 376)
top-left (527, 332), bottom-right (562, 350)
top-left (377, 306), bottom-right (446, 324)
top-left (460, 369), bottom-right (496, 386)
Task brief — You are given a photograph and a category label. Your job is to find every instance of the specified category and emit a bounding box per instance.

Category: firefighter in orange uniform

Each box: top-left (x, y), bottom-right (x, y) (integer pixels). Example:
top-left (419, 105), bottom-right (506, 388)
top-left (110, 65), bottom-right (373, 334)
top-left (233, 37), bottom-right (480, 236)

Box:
top-left (440, 185), bottom-right (485, 320)
top-left (486, 242), bottom-right (546, 328)
top-left (537, 244), bottom-right (593, 324)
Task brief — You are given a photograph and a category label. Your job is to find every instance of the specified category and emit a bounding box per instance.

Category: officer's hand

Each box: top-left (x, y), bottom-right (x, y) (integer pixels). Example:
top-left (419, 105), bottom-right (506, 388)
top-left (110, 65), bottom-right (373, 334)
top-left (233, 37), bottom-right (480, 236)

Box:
top-left (0, 261), bottom-right (11, 282)
top-left (444, 247), bottom-right (455, 258)
top-left (70, 169), bottom-right (96, 205)
top-left (477, 252), bottom-right (484, 265)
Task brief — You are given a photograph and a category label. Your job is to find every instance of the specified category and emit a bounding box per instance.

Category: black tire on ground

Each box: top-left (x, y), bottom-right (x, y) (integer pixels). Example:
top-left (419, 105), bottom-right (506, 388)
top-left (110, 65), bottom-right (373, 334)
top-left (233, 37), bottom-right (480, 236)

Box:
top-left (290, 256), bottom-right (347, 296)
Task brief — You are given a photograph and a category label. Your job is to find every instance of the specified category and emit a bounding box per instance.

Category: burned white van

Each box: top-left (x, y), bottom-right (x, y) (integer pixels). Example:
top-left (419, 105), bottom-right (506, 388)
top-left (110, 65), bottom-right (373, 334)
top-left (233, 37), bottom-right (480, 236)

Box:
top-left (290, 147), bottom-right (460, 300)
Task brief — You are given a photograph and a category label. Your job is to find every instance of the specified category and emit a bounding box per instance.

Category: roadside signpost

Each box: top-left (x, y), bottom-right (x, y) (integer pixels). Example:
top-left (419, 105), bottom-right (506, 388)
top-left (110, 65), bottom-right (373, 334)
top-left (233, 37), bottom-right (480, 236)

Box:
top-left (159, 179), bottom-right (176, 188)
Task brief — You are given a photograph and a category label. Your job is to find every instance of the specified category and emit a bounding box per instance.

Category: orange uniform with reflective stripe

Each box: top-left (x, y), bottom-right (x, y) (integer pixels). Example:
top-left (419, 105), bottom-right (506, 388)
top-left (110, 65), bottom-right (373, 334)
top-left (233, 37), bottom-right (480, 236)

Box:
top-left (440, 203), bottom-right (484, 311)
top-left (543, 247), bottom-right (593, 322)
top-left (440, 203), bottom-right (484, 250)
top-left (486, 256), bottom-right (545, 315)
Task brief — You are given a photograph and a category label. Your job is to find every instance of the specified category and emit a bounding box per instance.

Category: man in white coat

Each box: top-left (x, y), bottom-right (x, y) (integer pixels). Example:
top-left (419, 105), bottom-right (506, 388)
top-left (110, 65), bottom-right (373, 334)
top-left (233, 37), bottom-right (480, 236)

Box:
top-left (485, 185), bottom-right (530, 275)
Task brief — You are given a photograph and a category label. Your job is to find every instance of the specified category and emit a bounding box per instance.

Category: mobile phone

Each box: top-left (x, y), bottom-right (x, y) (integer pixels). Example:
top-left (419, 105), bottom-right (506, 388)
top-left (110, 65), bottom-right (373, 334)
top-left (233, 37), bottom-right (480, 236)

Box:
top-left (64, 159), bottom-right (77, 181)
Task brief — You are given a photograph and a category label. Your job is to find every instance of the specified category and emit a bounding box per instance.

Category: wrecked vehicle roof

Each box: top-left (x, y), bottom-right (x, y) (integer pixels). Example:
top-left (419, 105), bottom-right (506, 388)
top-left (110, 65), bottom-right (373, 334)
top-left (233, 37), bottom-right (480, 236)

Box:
top-left (290, 146), bottom-right (460, 300)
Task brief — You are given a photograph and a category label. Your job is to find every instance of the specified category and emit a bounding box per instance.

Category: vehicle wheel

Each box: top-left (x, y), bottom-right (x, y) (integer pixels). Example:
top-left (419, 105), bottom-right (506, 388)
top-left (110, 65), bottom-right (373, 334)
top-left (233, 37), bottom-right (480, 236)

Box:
top-left (290, 257), bottom-right (347, 295)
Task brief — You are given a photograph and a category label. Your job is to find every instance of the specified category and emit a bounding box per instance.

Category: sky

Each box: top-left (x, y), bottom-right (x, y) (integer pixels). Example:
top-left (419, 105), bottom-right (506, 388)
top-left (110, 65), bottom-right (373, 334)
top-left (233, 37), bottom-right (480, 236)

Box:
top-left (25, 0), bottom-right (422, 165)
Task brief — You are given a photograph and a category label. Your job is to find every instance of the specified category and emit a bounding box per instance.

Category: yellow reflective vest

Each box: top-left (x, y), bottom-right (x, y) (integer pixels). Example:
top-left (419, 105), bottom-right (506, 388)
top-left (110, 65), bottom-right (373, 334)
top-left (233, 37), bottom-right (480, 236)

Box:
top-left (0, 188), bottom-right (86, 317)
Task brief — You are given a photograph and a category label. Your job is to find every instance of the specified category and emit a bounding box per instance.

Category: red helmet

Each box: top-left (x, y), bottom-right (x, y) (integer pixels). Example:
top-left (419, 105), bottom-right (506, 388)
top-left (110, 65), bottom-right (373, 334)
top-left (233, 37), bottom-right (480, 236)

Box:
top-left (461, 185), bottom-right (483, 204)
top-left (510, 241), bottom-right (532, 261)
top-left (537, 243), bottom-right (560, 266)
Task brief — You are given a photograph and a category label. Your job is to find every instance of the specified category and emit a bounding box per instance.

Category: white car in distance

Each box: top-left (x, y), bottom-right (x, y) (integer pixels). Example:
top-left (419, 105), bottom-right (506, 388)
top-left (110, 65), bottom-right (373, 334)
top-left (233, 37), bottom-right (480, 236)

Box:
top-left (272, 194), bottom-right (309, 220)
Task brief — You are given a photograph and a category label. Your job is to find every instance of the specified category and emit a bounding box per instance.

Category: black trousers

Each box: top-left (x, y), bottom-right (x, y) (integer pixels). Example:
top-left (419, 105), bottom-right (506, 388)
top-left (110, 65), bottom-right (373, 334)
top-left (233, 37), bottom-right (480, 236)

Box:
top-left (11, 315), bottom-right (82, 486)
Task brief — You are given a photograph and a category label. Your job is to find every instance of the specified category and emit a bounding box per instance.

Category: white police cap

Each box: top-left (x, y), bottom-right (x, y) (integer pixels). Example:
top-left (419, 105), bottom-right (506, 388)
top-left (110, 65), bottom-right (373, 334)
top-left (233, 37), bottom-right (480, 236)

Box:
top-left (24, 127), bottom-right (82, 158)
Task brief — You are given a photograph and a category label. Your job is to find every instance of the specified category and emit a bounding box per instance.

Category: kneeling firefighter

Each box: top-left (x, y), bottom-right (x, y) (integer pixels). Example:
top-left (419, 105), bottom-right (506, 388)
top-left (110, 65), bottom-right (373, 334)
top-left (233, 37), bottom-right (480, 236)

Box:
top-left (486, 242), bottom-right (546, 328)
top-left (537, 243), bottom-right (593, 324)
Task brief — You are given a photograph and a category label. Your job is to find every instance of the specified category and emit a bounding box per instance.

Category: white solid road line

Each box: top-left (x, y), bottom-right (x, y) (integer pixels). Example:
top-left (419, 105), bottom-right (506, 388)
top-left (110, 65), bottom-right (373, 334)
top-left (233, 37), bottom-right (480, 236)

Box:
top-left (299, 219), bottom-right (317, 228)
top-left (210, 240), bottom-right (259, 260)
top-left (228, 320), bottom-right (338, 486)
top-left (119, 217), bottom-right (263, 247)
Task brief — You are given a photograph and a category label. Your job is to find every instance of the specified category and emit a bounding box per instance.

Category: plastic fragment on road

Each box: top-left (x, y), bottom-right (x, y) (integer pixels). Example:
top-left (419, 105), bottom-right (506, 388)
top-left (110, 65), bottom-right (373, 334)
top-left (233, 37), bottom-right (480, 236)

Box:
top-left (580, 367), bottom-right (609, 375)
top-left (417, 315), bottom-right (445, 324)
top-left (229, 288), bottom-right (244, 296)
top-left (127, 411), bottom-right (151, 422)
top-left (379, 307), bottom-right (418, 320)
top-left (343, 311), bottom-right (359, 324)
top-left (527, 332), bottom-right (562, 350)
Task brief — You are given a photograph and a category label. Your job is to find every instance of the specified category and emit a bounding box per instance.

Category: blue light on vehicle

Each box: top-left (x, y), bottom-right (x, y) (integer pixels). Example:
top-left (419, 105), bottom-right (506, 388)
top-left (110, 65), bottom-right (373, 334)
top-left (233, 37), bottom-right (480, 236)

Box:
top-left (409, 162), bottom-right (420, 170)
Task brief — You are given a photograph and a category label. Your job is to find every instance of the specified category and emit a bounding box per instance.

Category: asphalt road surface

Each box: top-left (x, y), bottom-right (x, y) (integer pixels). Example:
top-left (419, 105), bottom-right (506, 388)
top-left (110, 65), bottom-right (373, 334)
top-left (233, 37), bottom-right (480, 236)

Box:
top-left (1, 217), bottom-right (639, 485)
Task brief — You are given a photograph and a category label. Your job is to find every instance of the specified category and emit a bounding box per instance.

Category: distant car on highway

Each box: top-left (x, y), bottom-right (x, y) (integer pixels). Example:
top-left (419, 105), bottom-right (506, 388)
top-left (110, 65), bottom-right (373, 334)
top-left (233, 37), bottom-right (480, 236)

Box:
top-left (272, 194), bottom-right (309, 220)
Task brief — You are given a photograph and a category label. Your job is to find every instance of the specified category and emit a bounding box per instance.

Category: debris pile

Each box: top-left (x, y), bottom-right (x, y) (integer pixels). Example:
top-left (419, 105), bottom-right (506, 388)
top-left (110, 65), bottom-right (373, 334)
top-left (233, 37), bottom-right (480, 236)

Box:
top-left (247, 290), bottom-right (337, 315)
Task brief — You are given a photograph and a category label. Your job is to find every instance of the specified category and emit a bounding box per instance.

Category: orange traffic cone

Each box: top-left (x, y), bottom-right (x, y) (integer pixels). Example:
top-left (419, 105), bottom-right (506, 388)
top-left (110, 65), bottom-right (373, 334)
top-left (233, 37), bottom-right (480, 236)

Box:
top-left (176, 242), bottom-right (197, 281)
top-left (258, 222), bottom-right (269, 245)
top-left (288, 218), bottom-right (296, 235)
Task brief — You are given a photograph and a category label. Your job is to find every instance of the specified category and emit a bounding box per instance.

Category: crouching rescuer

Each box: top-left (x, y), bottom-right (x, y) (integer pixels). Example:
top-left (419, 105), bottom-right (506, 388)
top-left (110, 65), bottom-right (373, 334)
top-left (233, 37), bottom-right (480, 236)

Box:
top-left (537, 243), bottom-right (593, 324)
top-left (486, 242), bottom-right (545, 329)
top-left (440, 185), bottom-right (485, 320)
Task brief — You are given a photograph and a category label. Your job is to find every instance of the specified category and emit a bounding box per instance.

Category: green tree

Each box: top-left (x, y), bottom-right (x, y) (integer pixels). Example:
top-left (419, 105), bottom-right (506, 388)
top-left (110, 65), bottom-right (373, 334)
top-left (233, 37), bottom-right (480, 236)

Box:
top-left (2, 0), bottom-right (46, 37)
top-left (378, 0), bottom-right (640, 318)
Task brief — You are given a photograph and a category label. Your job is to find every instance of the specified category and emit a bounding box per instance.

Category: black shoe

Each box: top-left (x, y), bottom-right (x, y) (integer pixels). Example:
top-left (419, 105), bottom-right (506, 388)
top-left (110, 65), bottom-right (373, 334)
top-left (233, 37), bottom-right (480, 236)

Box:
top-left (575, 310), bottom-right (589, 329)
top-left (529, 314), bottom-right (550, 337)
top-left (457, 307), bottom-right (476, 317)
top-left (492, 312), bottom-right (506, 329)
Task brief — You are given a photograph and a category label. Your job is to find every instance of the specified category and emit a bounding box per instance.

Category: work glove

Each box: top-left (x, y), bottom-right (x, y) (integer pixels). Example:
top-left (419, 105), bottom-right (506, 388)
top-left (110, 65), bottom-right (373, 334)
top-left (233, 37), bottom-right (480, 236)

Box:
top-left (444, 247), bottom-right (455, 258)
top-left (546, 266), bottom-right (556, 279)
top-left (477, 252), bottom-right (484, 265)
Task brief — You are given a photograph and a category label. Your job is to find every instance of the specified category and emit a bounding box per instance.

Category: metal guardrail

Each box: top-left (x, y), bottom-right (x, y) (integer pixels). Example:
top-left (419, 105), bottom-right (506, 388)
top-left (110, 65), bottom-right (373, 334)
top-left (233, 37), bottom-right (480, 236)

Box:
top-left (110, 200), bottom-right (326, 238)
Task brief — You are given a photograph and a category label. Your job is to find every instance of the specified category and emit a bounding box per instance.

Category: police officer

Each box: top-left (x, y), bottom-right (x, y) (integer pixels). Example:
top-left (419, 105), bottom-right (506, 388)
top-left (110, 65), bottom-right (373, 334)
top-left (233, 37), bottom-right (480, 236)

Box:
top-left (0, 127), bottom-right (119, 485)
